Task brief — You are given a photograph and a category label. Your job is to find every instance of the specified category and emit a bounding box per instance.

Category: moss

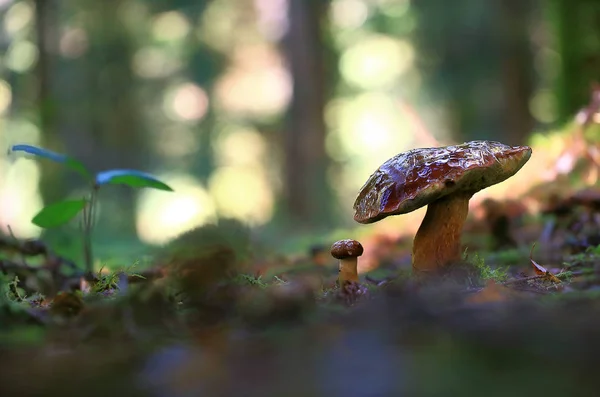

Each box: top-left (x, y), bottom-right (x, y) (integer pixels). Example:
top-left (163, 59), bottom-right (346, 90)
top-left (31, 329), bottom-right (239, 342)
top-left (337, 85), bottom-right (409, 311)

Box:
top-left (466, 252), bottom-right (509, 283)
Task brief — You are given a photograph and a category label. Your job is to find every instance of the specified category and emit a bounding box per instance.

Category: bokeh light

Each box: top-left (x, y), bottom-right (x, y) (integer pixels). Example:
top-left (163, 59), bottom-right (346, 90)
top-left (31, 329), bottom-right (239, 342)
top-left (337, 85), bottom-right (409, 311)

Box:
top-left (212, 126), bottom-right (268, 168)
top-left (0, 80), bottom-right (12, 115)
top-left (163, 82), bottom-right (209, 122)
top-left (152, 11), bottom-right (190, 42)
top-left (0, 158), bottom-right (43, 238)
top-left (136, 173), bottom-right (217, 245)
top-left (214, 44), bottom-right (292, 117)
top-left (208, 166), bottom-right (274, 225)
top-left (254, 0), bottom-right (289, 41)
top-left (4, 40), bottom-right (38, 73)
top-left (153, 126), bottom-right (200, 158)
top-left (199, 0), bottom-right (263, 52)
top-left (339, 34), bottom-right (414, 90)
top-left (329, 0), bottom-right (369, 30)
top-left (4, 1), bottom-right (34, 35)
top-left (132, 46), bottom-right (182, 79)
top-left (326, 93), bottom-right (414, 165)
top-left (529, 89), bottom-right (558, 124)
top-left (59, 28), bottom-right (89, 59)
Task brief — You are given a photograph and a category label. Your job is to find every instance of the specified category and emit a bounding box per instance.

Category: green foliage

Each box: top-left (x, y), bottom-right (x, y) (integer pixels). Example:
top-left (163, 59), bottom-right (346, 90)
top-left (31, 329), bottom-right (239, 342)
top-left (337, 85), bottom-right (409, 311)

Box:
top-left (10, 144), bottom-right (174, 274)
top-left (10, 144), bottom-right (91, 180)
top-left (10, 144), bottom-right (174, 231)
top-left (231, 273), bottom-right (269, 289)
top-left (92, 264), bottom-right (145, 294)
top-left (95, 170), bottom-right (173, 191)
top-left (564, 244), bottom-right (600, 266)
top-left (31, 199), bottom-right (88, 228)
top-left (5, 275), bottom-right (26, 302)
top-left (470, 253), bottom-right (509, 283)
top-left (0, 275), bottom-right (28, 315)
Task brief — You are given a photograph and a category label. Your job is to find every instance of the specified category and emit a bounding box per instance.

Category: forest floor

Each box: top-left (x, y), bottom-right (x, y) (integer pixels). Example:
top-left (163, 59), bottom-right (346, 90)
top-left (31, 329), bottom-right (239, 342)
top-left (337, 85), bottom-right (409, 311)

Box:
top-left (2, 180), bottom-right (600, 397)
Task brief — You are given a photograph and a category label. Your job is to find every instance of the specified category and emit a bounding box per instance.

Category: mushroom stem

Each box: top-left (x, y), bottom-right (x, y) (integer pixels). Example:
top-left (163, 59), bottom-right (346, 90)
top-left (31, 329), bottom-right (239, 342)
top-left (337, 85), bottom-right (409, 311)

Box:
top-left (412, 192), bottom-right (472, 274)
top-left (338, 258), bottom-right (359, 284)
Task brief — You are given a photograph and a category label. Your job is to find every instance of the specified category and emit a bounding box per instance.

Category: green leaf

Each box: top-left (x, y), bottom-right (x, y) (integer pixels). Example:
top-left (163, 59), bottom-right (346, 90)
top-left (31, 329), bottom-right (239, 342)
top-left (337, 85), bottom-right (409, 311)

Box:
top-left (10, 144), bottom-right (91, 180)
top-left (95, 169), bottom-right (174, 191)
top-left (32, 199), bottom-right (88, 228)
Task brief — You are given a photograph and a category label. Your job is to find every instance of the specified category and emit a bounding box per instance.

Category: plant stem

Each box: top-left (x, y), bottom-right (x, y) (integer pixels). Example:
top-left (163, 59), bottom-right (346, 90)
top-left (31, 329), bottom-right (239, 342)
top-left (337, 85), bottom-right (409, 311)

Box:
top-left (83, 186), bottom-right (98, 279)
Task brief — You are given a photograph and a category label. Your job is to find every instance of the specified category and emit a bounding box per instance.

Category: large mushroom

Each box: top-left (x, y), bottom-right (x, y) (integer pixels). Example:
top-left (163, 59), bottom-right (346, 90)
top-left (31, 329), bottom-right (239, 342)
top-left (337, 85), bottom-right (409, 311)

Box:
top-left (353, 140), bottom-right (532, 275)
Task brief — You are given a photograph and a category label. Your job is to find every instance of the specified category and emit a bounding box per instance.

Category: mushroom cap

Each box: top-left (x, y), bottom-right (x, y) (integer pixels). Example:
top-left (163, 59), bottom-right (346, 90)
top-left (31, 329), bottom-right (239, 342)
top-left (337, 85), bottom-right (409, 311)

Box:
top-left (353, 140), bottom-right (532, 224)
top-left (331, 239), bottom-right (364, 259)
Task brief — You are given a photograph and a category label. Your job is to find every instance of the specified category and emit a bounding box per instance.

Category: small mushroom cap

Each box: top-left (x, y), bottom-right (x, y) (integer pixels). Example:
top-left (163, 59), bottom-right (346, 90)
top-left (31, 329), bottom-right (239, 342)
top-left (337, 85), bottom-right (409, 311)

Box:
top-left (331, 239), bottom-right (364, 259)
top-left (353, 140), bottom-right (532, 224)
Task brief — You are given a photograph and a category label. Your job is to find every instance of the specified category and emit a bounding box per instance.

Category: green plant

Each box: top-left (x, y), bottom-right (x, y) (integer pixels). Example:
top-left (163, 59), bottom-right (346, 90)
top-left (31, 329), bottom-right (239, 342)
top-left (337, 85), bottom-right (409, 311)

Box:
top-left (470, 252), bottom-right (509, 283)
top-left (10, 144), bottom-right (173, 277)
top-left (231, 273), bottom-right (269, 289)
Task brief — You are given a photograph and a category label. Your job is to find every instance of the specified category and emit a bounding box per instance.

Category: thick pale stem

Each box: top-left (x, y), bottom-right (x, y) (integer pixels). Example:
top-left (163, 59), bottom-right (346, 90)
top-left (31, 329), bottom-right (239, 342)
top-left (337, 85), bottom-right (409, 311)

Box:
top-left (338, 258), bottom-right (359, 284)
top-left (412, 192), bottom-right (472, 274)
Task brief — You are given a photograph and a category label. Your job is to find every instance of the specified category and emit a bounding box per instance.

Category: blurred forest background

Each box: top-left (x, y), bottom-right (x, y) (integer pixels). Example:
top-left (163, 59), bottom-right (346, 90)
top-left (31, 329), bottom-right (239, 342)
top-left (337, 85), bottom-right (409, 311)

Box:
top-left (0, 0), bottom-right (598, 260)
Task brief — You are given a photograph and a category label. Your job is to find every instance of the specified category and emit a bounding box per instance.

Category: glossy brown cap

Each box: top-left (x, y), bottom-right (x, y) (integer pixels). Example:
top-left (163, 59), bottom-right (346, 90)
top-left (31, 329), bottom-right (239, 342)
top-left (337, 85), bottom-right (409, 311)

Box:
top-left (331, 239), bottom-right (364, 259)
top-left (353, 140), bottom-right (532, 224)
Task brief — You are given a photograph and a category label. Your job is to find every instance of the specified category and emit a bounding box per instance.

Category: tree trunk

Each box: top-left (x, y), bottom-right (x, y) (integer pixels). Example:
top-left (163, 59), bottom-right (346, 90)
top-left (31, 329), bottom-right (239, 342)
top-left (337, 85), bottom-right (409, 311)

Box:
top-left (34, 0), bottom-right (66, 204)
top-left (281, 0), bottom-right (334, 230)
top-left (499, 0), bottom-right (535, 145)
top-left (85, 0), bottom-right (144, 239)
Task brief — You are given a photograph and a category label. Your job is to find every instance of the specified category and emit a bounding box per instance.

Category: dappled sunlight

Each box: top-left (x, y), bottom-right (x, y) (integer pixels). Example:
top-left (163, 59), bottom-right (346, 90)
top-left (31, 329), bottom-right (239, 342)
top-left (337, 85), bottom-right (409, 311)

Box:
top-left (339, 34), bottom-right (414, 90)
top-left (0, 80), bottom-right (12, 115)
top-left (3, 1), bottom-right (33, 35)
top-left (199, 0), bottom-right (263, 52)
top-left (117, 0), bottom-right (150, 28)
top-left (153, 126), bottom-right (200, 159)
top-left (59, 28), bottom-right (89, 59)
top-left (208, 166), bottom-right (274, 226)
top-left (377, 0), bottom-right (411, 18)
top-left (254, 0), bottom-right (289, 41)
top-left (3, 118), bottom-right (41, 145)
top-left (132, 46), bottom-right (182, 79)
top-left (136, 174), bottom-right (217, 245)
top-left (163, 82), bottom-right (209, 122)
top-left (152, 11), bottom-right (190, 42)
top-left (214, 44), bottom-right (291, 118)
top-left (4, 40), bottom-right (37, 73)
top-left (529, 89), bottom-right (557, 124)
top-left (212, 126), bottom-right (268, 168)
top-left (329, 0), bottom-right (369, 30)
top-left (470, 127), bottom-right (591, 208)
top-left (0, 158), bottom-right (42, 238)
top-left (326, 93), bottom-right (415, 162)
top-left (209, 125), bottom-right (274, 225)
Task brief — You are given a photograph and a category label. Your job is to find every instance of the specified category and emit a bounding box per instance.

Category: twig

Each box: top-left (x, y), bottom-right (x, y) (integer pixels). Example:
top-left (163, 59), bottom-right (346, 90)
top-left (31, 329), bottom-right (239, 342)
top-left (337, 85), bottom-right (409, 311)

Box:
top-left (502, 270), bottom-right (573, 286)
top-left (502, 274), bottom-right (547, 286)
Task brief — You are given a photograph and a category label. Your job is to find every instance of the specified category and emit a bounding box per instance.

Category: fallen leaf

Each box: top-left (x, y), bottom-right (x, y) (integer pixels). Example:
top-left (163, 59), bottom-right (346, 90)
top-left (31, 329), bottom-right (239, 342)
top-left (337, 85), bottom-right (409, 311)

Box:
top-left (530, 242), bottom-right (547, 275)
top-left (530, 242), bottom-right (561, 283)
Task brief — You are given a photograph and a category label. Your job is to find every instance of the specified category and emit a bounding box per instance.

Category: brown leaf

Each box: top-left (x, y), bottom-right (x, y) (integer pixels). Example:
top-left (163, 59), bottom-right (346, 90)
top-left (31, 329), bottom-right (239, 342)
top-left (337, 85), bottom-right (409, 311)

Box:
top-left (531, 258), bottom-right (548, 275)
top-left (530, 242), bottom-right (547, 275)
top-left (529, 243), bottom-right (561, 283)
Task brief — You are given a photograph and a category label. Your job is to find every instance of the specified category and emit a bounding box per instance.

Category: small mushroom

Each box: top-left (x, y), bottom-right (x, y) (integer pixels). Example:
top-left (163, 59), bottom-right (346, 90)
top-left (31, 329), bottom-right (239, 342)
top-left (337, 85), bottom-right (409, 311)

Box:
top-left (353, 140), bottom-right (532, 275)
top-left (330, 239), bottom-right (364, 284)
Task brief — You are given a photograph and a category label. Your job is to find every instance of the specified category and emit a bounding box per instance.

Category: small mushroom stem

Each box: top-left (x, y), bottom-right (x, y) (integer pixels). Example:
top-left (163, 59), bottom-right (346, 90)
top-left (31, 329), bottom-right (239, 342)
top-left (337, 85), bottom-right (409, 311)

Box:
top-left (338, 258), bottom-right (359, 284)
top-left (412, 192), bottom-right (472, 274)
